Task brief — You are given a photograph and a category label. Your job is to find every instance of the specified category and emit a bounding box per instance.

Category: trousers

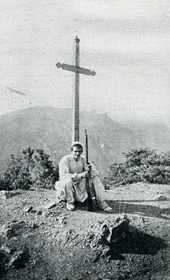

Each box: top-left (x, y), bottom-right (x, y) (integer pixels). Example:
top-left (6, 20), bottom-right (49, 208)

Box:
top-left (55, 176), bottom-right (105, 203)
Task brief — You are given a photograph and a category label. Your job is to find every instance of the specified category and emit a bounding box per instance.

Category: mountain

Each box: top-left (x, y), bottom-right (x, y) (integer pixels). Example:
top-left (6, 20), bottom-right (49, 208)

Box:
top-left (0, 106), bottom-right (170, 176)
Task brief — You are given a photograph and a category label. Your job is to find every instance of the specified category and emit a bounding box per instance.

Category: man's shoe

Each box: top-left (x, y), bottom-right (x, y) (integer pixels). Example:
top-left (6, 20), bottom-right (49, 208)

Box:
top-left (66, 202), bottom-right (75, 211)
top-left (98, 200), bottom-right (113, 213)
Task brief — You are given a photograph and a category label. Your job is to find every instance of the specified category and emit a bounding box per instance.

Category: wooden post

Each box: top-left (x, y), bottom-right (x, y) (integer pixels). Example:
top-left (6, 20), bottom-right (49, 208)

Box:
top-left (72, 36), bottom-right (80, 142)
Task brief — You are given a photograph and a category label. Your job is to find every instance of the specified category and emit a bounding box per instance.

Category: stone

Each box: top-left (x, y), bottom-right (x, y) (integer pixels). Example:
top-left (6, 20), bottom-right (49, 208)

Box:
top-left (154, 195), bottom-right (168, 201)
top-left (0, 250), bottom-right (9, 273)
top-left (0, 221), bottom-right (27, 239)
top-left (0, 190), bottom-right (21, 200)
top-left (0, 244), bottom-right (12, 254)
top-left (24, 206), bottom-right (34, 213)
top-left (44, 202), bottom-right (56, 210)
top-left (31, 223), bottom-right (39, 229)
top-left (37, 210), bottom-right (43, 215)
top-left (56, 216), bottom-right (67, 224)
top-left (8, 247), bottom-right (30, 269)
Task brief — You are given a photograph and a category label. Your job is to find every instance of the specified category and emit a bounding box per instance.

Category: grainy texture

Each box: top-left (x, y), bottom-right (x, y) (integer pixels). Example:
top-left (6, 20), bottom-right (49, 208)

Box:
top-left (0, 183), bottom-right (170, 279)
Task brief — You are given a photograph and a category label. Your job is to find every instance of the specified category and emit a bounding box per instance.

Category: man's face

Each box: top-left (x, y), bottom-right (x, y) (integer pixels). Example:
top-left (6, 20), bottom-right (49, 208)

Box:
top-left (72, 146), bottom-right (83, 161)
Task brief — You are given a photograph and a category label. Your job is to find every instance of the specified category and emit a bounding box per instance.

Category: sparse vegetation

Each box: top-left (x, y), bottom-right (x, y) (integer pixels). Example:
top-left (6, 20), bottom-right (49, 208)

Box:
top-left (0, 147), bottom-right (59, 190)
top-left (104, 148), bottom-right (170, 187)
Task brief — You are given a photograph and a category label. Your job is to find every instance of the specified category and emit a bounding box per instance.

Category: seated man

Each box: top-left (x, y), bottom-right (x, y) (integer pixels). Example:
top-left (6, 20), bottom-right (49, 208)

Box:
top-left (55, 142), bottom-right (113, 213)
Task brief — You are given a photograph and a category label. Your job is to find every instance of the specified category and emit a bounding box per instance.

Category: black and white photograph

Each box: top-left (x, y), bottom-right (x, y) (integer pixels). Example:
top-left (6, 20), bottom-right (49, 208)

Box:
top-left (0, 1), bottom-right (170, 279)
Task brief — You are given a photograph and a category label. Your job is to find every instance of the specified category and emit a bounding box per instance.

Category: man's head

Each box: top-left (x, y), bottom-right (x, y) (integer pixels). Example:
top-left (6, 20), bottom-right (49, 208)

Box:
top-left (71, 142), bottom-right (83, 161)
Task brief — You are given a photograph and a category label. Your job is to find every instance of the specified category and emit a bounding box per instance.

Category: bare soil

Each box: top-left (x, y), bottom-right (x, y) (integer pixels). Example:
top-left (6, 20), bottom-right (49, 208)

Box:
top-left (0, 183), bottom-right (170, 280)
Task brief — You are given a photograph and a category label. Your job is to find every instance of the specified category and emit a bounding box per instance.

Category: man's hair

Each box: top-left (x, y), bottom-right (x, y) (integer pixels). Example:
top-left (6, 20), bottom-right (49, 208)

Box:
top-left (71, 142), bottom-right (83, 152)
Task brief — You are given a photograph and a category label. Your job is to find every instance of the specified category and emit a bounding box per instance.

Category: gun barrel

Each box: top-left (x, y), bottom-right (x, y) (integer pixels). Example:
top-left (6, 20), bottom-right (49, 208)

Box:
top-left (85, 129), bottom-right (88, 164)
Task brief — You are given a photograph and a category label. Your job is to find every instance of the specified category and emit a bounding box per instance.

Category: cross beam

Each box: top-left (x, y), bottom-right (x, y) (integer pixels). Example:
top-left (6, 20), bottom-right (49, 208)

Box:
top-left (56, 36), bottom-right (96, 142)
top-left (56, 62), bottom-right (96, 76)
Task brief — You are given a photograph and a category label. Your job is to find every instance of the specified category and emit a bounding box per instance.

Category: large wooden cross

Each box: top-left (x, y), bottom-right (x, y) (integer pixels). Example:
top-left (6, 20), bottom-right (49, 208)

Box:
top-left (56, 36), bottom-right (96, 142)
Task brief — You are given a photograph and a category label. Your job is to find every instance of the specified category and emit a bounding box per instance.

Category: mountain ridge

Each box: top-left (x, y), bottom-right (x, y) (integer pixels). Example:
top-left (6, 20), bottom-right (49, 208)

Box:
top-left (0, 106), bottom-right (170, 177)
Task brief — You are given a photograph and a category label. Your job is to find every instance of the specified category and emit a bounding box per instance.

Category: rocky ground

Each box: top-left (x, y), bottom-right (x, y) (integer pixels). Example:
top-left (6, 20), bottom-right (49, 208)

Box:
top-left (0, 183), bottom-right (170, 280)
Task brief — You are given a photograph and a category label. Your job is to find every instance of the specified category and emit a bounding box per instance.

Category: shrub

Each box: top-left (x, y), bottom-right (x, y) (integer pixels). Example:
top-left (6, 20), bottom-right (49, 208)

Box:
top-left (0, 147), bottom-right (59, 190)
top-left (104, 148), bottom-right (170, 187)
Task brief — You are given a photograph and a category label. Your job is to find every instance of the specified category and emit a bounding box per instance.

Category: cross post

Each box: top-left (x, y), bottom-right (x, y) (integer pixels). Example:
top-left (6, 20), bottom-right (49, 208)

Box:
top-left (56, 36), bottom-right (96, 143)
top-left (74, 36), bottom-right (80, 142)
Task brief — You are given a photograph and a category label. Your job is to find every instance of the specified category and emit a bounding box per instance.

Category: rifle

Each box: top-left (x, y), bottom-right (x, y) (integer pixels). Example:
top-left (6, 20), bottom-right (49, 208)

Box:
top-left (85, 129), bottom-right (98, 211)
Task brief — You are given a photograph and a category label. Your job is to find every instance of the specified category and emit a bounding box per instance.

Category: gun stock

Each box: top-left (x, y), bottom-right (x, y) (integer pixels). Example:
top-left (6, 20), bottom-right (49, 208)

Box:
top-left (85, 129), bottom-right (97, 211)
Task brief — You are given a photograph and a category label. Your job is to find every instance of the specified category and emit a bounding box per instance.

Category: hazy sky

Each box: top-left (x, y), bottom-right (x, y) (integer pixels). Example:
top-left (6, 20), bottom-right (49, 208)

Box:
top-left (0, 0), bottom-right (170, 122)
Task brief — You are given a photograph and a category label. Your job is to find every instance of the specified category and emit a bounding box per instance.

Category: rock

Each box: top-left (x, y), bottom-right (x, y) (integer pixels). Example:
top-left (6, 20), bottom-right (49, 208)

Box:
top-left (8, 247), bottom-right (30, 269)
top-left (0, 190), bottom-right (21, 200)
top-left (140, 217), bottom-right (145, 223)
top-left (37, 210), bottom-right (43, 215)
top-left (95, 216), bottom-right (130, 244)
top-left (154, 195), bottom-right (168, 201)
top-left (0, 244), bottom-right (12, 254)
top-left (24, 206), bottom-right (34, 213)
top-left (81, 216), bottom-right (131, 262)
top-left (109, 219), bottom-right (129, 242)
top-left (30, 222), bottom-right (39, 229)
top-left (44, 202), bottom-right (56, 210)
top-left (0, 250), bottom-right (9, 273)
top-left (56, 216), bottom-right (67, 224)
top-left (0, 221), bottom-right (27, 239)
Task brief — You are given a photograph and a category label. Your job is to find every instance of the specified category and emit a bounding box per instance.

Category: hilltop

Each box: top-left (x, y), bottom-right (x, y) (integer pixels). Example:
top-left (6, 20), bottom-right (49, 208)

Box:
top-left (0, 107), bottom-right (170, 279)
top-left (0, 183), bottom-right (170, 280)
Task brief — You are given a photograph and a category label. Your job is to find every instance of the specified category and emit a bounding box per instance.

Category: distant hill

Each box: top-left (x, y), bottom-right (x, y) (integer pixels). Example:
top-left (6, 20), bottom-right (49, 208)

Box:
top-left (0, 107), bottom-right (170, 177)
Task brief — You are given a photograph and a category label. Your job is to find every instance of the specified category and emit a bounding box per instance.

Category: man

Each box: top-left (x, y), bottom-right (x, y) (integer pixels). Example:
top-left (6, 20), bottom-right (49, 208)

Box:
top-left (55, 142), bottom-right (113, 213)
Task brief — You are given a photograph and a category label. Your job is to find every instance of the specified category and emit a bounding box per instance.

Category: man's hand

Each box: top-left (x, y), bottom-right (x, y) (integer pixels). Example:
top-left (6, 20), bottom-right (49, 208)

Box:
top-left (82, 171), bottom-right (90, 178)
top-left (71, 172), bottom-right (89, 182)
top-left (71, 173), bottom-right (81, 182)
top-left (85, 163), bottom-right (92, 173)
